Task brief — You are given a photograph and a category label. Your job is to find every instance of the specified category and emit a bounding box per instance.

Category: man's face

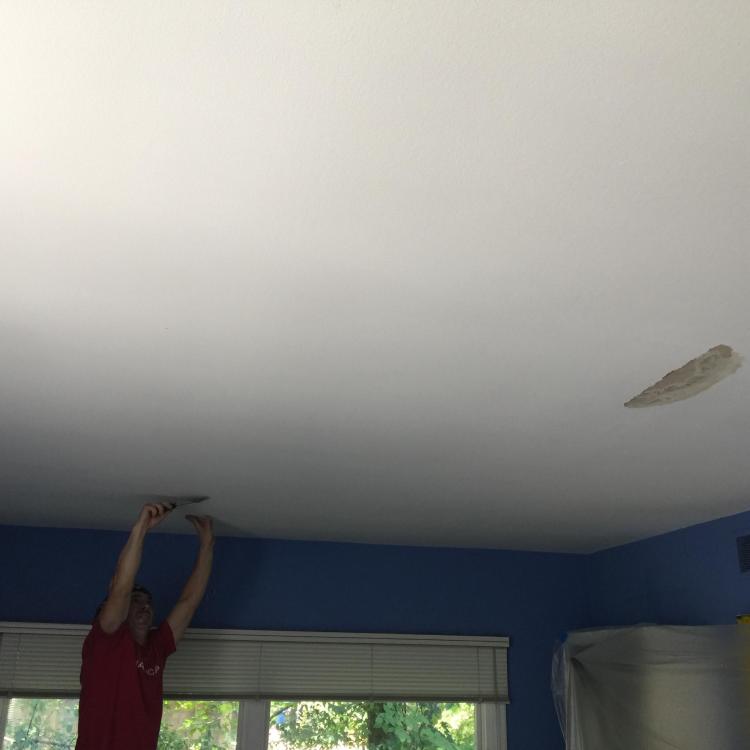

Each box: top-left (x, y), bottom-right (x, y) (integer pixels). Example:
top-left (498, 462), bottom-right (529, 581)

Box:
top-left (126, 591), bottom-right (154, 632)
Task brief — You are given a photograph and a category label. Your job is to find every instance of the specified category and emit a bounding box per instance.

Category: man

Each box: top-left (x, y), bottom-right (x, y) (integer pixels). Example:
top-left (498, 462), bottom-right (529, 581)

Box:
top-left (75, 502), bottom-right (215, 750)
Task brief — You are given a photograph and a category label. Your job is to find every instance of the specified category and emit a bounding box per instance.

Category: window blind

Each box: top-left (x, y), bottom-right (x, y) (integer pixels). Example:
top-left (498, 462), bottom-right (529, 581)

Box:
top-left (0, 623), bottom-right (509, 702)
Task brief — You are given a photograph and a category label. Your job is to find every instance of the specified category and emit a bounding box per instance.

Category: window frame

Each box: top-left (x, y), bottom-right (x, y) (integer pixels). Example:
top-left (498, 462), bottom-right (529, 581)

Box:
top-left (0, 699), bottom-right (7, 745)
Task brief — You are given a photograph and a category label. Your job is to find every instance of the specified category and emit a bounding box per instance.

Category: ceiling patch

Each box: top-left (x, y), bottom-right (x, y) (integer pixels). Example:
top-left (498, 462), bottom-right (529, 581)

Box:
top-left (625, 345), bottom-right (743, 408)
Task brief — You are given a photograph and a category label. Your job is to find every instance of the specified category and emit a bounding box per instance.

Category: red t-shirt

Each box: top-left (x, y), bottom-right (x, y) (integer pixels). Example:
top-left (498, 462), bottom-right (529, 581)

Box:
top-left (75, 618), bottom-right (176, 750)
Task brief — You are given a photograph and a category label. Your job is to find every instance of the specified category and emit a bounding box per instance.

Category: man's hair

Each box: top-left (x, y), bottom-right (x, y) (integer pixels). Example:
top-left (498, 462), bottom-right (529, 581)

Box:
top-left (130, 583), bottom-right (153, 601)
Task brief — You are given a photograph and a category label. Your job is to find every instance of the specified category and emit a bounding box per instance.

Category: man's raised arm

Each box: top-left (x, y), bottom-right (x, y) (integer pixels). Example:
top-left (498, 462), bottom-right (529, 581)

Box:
top-left (167, 515), bottom-right (215, 643)
top-left (98, 503), bottom-right (173, 633)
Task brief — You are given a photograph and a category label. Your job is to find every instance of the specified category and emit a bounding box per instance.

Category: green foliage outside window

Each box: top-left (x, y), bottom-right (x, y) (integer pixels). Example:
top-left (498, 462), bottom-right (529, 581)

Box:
top-left (158, 701), bottom-right (239, 750)
top-left (2, 699), bottom-right (240, 750)
top-left (3, 699), bottom-right (79, 749)
top-left (4, 699), bottom-right (474, 750)
top-left (269, 701), bottom-right (475, 750)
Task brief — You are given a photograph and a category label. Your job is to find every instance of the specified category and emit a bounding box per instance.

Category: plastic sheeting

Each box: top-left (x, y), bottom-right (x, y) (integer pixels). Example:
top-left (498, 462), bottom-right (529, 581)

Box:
top-left (552, 625), bottom-right (750, 750)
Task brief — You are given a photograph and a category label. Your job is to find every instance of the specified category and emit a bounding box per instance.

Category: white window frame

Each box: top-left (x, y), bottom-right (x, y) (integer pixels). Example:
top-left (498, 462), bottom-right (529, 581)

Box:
top-left (476, 702), bottom-right (508, 750)
top-left (0, 699), bottom-right (8, 746)
top-left (0, 696), bottom-right (506, 750)
top-left (237, 699), bottom-right (270, 750)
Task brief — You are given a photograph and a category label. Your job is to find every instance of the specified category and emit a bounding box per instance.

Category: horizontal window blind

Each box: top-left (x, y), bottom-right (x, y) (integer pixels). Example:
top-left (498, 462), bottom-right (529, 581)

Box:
top-left (0, 623), bottom-right (509, 702)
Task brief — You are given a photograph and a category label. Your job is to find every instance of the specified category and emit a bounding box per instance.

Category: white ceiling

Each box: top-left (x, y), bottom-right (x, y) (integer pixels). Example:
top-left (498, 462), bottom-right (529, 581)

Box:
top-left (2, 1), bottom-right (749, 553)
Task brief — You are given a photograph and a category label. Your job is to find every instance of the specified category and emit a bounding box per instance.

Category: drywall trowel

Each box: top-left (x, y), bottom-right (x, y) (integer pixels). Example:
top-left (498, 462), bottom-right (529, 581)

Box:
top-left (138, 494), bottom-right (210, 510)
top-left (167, 495), bottom-right (210, 509)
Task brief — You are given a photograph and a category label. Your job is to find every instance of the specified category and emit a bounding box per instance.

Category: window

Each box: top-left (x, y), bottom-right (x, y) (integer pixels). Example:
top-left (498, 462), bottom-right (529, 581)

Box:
top-left (160, 701), bottom-right (240, 750)
top-left (268, 701), bottom-right (476, 750)
top-left (0, 698), bottom-right (238, 750)
top-left (2, 697), bottom-right (78, 749)
top-left (244, 701), bottom-right (508, 750)
top-left (1, 699), bottom-right (505, 750)
top-left (0, 623), bottom-right (508, 750)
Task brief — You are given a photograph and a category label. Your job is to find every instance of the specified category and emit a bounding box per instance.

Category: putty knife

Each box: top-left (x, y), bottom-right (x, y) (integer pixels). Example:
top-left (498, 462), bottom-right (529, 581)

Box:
top-left (139, 494), bottom-right (210, 509)
top-left (167, 495), bottom-right (210, 509)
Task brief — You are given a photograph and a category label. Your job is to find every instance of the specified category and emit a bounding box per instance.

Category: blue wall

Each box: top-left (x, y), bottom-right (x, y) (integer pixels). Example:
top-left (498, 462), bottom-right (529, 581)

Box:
top-left (0, 525), bottom-right (589, 750)
top-left (587, 509), bottom-right (750, 626)
top-left (6, 510), bottom-right (748, 748)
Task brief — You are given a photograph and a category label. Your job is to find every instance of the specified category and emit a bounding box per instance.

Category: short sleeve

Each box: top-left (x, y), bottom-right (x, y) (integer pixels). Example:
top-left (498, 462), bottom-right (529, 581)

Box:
top-left (152, 620), bottom-right (177, 658)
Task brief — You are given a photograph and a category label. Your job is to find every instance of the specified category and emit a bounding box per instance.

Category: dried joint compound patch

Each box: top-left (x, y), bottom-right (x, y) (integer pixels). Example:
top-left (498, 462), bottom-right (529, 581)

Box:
top-left (625, 345), bottom-right (743, 408)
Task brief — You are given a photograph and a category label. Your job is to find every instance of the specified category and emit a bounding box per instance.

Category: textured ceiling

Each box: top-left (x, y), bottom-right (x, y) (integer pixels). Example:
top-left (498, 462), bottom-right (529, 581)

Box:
top-left (2, 2), bottom-right (749, 552)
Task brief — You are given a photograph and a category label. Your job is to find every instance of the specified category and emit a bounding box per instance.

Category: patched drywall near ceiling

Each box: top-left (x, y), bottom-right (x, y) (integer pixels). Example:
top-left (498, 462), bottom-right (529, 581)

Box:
top-left (1, 2), bottom-right (749, 552)
top-left (625, 345), bottom-right (742, 407)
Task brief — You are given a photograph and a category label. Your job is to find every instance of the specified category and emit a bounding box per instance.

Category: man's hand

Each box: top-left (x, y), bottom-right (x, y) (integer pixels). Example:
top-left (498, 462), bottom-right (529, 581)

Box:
top-left (136, 502), bottom-right (175, 532)
top-left (186, 515), bottom-right (214, 547)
